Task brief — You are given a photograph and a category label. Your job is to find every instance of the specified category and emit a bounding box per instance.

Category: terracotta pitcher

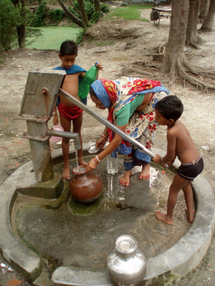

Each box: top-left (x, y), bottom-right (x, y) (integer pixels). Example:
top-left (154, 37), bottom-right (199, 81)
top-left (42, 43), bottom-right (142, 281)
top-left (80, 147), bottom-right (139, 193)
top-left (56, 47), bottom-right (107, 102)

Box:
top-left (70, 173), bottom-right (103, 203)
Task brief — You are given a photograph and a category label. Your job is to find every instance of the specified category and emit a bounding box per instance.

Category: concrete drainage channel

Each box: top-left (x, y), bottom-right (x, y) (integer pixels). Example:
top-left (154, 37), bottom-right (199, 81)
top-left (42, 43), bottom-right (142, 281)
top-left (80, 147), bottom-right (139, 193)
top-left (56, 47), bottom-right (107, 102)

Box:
top-left (0, 146), bottom-right (214, 286)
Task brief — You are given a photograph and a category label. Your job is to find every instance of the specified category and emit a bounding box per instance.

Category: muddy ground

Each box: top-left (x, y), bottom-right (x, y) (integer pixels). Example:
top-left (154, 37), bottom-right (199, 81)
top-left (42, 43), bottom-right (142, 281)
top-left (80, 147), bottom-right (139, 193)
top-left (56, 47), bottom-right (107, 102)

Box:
top-left (0, 9), bottom-right (215, 286)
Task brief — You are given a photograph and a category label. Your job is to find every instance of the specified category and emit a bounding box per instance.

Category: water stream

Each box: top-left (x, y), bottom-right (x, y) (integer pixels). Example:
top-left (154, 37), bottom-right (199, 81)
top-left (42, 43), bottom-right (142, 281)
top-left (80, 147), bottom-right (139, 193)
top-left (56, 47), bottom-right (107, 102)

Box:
top-left (13, 155), bottom-right (191, 272)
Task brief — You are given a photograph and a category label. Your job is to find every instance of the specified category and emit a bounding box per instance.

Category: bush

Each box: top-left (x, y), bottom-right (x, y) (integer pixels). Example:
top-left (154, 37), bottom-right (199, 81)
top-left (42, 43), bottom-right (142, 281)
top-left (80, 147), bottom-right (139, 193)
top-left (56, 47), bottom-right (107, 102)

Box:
top-left (30, 1), bottom-right (48, 27)
top-left (68, 1), bottom-right (110, 24)
top-left (100, 4), bottom-right (110, 14)
top-left (0, 0), bottom-right (20, 52)
top-left (76, 28), bottom-right (86, 45)
top-left (90, 11), bottom-right (100, 23)
top-left (48, 9), bottom-right (65, 23)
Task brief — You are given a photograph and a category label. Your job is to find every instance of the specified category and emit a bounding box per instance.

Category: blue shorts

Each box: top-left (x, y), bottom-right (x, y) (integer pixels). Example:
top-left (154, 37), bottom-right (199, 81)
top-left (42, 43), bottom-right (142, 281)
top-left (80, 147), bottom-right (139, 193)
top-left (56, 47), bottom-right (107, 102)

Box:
top-left (177, 157), bottom-right (204, 181)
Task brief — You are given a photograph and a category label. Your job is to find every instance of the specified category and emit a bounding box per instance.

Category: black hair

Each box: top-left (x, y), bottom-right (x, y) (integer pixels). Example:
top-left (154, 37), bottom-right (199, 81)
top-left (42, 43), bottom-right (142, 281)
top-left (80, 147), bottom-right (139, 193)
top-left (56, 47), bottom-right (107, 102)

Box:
top-left (155, 95), bottom-right (184, 121)
top-left (60, 40), bottom-right (78, 56)
top-left (90, 86), bottom-right (97, 98)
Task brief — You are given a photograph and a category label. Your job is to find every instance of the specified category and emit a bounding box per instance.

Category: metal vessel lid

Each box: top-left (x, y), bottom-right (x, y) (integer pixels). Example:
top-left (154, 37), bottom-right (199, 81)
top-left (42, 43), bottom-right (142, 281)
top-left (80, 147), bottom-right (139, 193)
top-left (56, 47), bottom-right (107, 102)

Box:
top-left (88, 144), bottom-right (100, 154)
top-left (88, 142), bottom-right (109, 154)
top-left (115, 235), bottom-right (138, 254)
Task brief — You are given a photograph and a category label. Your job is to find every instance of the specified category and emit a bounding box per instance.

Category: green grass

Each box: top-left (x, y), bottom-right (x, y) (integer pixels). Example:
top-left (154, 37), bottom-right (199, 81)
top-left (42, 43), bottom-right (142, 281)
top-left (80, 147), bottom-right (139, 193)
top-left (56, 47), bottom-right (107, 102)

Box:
top-left (25, 26), bottom-right (83, 50)
top-left (102, 4), bottom-right (151, 21)
top-left (23, 4), bottom-right (151, 50)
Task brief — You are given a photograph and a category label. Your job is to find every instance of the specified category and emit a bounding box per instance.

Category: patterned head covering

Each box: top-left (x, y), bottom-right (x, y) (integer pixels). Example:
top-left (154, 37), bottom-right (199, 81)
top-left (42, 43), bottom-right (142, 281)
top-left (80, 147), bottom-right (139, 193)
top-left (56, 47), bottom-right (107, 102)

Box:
top-left (91, 79), bottom-right (117, 108)
top-left (90, 77), bottom-right (170, 142)
top-left (91, 77), bottom-right (169, 109)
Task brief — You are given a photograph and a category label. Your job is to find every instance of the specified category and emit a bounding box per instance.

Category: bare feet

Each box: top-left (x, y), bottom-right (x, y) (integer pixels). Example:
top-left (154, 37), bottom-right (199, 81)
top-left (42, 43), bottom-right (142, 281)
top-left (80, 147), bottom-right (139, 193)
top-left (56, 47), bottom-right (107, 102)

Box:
top-left (62, 166), bottom-right (70, 180)
top-left (139, 163), bottom-right (150, 180)
top-left (119, 170), bottom-right (132, 187)
top-left (78, 159), bottom-right (88, 166)
top-left (155, 211), bottom-right (173, 225)
top-left (185, 209), bottom-right (195, 223)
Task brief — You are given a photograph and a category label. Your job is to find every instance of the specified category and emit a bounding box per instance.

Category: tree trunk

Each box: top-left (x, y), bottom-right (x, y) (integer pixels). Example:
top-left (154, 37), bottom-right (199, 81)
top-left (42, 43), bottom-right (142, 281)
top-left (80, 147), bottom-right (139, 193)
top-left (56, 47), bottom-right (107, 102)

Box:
top-left (199, 0), bottom-right (210, 21)
top-left (161, 0), bottom-right (189, 83)
top-left (77, 0), bottom-right (88, 27)
top-left (94, 0), bottom-right (101, 19)
top-left (17, 24), bottom-right (25, 48)
top-left (12, 0), bottom-right (26, 48)
top-left (160, 0), bottom-right (215, 89)
top-left (186, 0), bottom-right (202, 48)
top-left (58, 0), bottom-right (86, 28)
top-left (200, 0), bottom-right (215, 31)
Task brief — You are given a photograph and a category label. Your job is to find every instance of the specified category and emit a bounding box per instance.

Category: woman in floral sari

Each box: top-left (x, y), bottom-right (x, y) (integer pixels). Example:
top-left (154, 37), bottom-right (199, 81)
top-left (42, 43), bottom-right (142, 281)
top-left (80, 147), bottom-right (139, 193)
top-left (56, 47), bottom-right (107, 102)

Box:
top-left (86, 77), bottom-right (170, 186)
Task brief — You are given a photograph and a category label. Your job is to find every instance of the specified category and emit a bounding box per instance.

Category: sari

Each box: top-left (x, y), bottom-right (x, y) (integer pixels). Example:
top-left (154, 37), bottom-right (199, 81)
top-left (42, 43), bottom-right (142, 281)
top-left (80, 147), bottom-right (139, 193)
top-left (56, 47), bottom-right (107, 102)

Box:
top-left (91, 77), bottom-right (170, 170)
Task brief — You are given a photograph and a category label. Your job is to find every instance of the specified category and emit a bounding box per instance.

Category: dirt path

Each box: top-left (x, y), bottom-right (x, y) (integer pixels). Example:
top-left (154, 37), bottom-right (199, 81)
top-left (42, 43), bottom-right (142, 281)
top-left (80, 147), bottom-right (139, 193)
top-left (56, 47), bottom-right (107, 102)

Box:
top-left (0, 9), bottom-right (215, 285)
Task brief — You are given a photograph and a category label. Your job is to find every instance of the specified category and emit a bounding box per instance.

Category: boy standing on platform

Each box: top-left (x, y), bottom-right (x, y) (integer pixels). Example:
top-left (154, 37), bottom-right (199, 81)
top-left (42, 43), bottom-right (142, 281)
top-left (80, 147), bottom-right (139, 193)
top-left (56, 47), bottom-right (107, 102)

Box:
top-left (53, 40), bottom-right (103, 180)
top-left (153, 96), bottom-right (204, 225)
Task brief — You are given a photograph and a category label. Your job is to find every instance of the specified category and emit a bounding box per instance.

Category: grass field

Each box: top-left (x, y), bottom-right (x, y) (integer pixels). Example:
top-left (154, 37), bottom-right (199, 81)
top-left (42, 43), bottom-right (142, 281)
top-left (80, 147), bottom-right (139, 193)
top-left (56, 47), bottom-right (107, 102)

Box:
top-left (24, 5), bottom-right (151, 50)
top-left (25, 26), bottom-right (82, 50)
top-left (102, 4), bottom-right (151, 21)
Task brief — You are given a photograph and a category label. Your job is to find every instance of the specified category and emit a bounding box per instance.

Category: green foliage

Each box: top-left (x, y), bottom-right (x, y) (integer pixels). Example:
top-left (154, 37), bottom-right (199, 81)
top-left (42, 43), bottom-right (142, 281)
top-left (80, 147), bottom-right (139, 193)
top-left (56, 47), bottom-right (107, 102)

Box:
top-left (68, 1), bottom-right (93, 20)
top-left (76, 28), bottom-right (86, 45)
top-left (90, 11), bottom-right (100, 23)
top-left (0, 0), bottom-right (20, 52)
top-left (48, 9), bottom-right (65, 23)
top-left (68, 1), bottom-right (110, 24)
top-left (100, 4), bottom-right (110, 14)
top-left (30, 1), bottom-right (48, 27)
top-left (89, 4), bottom-right (110, 24)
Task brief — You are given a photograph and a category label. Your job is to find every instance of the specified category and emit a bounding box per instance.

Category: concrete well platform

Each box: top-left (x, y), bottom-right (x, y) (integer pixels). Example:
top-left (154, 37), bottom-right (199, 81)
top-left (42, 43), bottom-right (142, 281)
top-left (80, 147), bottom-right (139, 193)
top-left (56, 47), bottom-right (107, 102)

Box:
top-left (0, 146), bottom-right (214, 285)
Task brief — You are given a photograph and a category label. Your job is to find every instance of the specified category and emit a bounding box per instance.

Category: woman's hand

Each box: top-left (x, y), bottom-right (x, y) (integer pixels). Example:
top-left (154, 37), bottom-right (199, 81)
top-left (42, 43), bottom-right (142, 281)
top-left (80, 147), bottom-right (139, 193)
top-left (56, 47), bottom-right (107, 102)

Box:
top-left (86, 158), bottom-right (98, 172)
top-left (96, 136), bottom-right (107, 150)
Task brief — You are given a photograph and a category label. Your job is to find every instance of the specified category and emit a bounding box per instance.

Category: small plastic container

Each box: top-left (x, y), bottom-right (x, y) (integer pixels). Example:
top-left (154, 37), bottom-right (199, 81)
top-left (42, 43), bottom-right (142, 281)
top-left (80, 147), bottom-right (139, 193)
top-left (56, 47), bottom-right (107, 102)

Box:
top-left (50, 125), bottom-right (64, 143)
top-left (107, 150), bottom-right (118, 175)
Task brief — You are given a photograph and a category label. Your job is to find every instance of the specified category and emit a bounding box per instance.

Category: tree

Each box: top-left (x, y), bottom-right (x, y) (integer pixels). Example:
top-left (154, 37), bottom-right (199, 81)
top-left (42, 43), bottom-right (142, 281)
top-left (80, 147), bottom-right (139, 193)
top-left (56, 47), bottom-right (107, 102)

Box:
top-left (94, 0), bottom-right (101, 19)
top-left (57, 0), bottom-right (101, 28)
top-left (77, 0), bottom-right (88, 27)
top-left (200, 0), bottom-right (215, 31)
top-left (58, 0), bottom-right (86, 27)
top-left (161, 0), bottom-right (215, 90)
top-left (199, 0), bottom-right (210, 22)
top-left (0, 0), bottom-right (20, 51)
top-left (161, 0), bottom-right (190, 84)
top-left (11, 0), bottom-right (26, 48)
top-left (186, 0), bottom-right (203, 48)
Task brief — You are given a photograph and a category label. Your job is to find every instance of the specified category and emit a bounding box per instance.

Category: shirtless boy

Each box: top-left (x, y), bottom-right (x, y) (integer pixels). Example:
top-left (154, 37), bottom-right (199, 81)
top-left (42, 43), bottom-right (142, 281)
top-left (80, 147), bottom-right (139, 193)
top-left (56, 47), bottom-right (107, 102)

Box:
top-left (152, 96), bottom-right (204, 225)
top-left (53, 40), bottom-right (103, 180)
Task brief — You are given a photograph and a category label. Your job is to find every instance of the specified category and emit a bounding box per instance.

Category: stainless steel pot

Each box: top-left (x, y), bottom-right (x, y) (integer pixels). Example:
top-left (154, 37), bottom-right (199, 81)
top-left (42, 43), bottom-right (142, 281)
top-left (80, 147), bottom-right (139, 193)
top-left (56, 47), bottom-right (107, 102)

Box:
top-left (106, 235), bottom-right (147, 286)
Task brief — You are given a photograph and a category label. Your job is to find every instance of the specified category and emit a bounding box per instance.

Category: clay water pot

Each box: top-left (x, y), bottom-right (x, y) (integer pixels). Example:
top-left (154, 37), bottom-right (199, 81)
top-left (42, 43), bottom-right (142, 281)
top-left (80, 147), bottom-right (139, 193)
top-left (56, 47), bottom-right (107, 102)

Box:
top-left (70, 173), bottom-right (103, 203)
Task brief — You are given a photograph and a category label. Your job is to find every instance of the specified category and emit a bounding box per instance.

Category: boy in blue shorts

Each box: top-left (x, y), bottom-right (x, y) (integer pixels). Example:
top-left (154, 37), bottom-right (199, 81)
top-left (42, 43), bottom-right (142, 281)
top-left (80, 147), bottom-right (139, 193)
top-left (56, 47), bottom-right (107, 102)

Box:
top-left (153, 96), bottom-right (204, 225)
top-left (53, 40), bottom-right (103, 180)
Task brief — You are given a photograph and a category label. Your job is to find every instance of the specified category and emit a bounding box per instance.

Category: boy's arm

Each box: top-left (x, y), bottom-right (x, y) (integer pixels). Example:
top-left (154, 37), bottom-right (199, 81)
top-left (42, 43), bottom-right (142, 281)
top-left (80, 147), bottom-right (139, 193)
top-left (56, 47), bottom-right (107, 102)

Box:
top-left (80, 71), bottom-right (86, 78)
top-left (163, 130), bottom-right (177, 166)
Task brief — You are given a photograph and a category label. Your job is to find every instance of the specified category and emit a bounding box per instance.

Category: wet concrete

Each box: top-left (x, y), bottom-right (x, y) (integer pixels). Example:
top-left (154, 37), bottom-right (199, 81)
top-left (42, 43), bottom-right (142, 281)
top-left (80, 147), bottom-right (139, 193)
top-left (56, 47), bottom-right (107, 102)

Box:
top-left (0, 146), bottom-right (214, 285)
